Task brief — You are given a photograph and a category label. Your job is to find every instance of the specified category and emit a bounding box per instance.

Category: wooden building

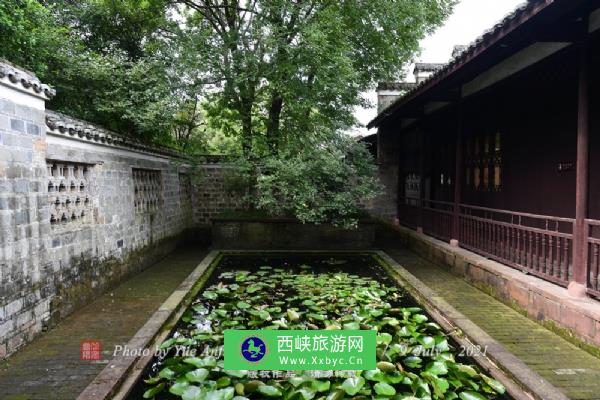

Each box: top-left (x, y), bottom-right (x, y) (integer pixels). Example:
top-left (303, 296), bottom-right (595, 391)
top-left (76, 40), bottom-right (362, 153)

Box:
top-left (369, 0), bottom-right (600, 298)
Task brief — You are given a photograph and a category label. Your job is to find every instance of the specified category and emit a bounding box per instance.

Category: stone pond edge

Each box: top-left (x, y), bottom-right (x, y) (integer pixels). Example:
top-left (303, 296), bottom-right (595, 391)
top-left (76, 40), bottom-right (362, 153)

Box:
top-left (376, 250), bottom-right (566, 400)
top-left (76, 250), bottom-right (222, 400)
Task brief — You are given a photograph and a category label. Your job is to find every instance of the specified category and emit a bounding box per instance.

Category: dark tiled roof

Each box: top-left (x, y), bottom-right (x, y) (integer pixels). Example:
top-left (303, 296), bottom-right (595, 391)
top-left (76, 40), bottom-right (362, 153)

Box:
top-left (368, 0), bottom-right (555, 128)
top-left (0, 59), bottom-right (56, 99)
top-left (414, 63), bottom-right (445, 73)
top-left (377, 82), bottom-right (417, 91)
top-left (46, 110), bottom-right (186, 158)
top-left (452, 45), bottom-right (469, 58)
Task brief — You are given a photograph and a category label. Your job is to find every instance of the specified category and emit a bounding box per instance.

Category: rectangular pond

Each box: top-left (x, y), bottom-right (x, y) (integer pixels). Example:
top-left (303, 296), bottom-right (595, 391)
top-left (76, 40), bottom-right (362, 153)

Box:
top-left (126, 253), bottom-right (509, 400)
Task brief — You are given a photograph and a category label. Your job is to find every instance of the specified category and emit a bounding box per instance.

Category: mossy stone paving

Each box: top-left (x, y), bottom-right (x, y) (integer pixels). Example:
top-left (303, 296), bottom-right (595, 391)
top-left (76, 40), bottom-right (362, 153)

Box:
top-left (0, 247), bottom-right (208, 400)
top-left (383, 246), bottom-right (600, 400)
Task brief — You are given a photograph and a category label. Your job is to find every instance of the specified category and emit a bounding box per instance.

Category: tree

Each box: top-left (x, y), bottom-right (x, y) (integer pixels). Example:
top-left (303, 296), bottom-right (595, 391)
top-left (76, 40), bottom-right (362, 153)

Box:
top-left (178, 0), bottom-right (456, 156)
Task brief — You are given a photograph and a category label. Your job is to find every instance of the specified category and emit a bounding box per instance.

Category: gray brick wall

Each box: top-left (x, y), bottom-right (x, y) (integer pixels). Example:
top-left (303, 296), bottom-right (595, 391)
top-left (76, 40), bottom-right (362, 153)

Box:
top-left (192, 165), bottom-right (242, 224)
top-left (0, 67), bottom-right (234, 358)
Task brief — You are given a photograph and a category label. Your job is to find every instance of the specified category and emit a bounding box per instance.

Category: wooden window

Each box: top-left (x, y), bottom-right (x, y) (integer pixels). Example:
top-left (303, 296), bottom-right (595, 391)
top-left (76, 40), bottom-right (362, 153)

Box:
top-left (465, 132), bottom-right (502, 192)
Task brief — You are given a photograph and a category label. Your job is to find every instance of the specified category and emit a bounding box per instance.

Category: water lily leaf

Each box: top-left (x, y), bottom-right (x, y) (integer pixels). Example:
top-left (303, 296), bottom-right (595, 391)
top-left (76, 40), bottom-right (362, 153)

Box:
top-left (403, 356), bottom-right (422, 368)
top-left (224, 370), bottom-right (247, 378)
top-left (458, 391), bottom-right (487, 400)
top-left (325, 389), bottom-right (345, 400)
top-left (481, 375), bottom-right (505, 394)
top-left (169, 381), bottom-right (190, 396)
top-left (456, 364), bottom-right (478, 378)
top-left (373, 382), bottom-right (396, 396)
top-left (246, 284), bottom-right (262, 293)
top-left (340, 376), bottom-right (365, 396)
top-left (185, 368), bottom-right (209, 383)
top-left (236, 301), bottom-right (251, 309)
top-left (364, 368), bottom-right (386, 382)
top-left (216, 376), bottom-right (231, 388)
top-left (432, 377), bottom-right (450, 396)
top-left (377, 333), bottom-right (393, 345)
top-left (182, 385), bottom-right (204, 400)
top-left (183, 356), bottom-right (217, 368)
top-left (426, 361), bottom-right (448, 376)
top-left (287, 310), bottom-right (300, 322)
top-left (257, 385), bottom-right (283, 397)
top-left (205, 387), bottom-right (235, 400)
top-left (257, 310), bottom-right (271, 320)
top-left (419, 336), bottom-right (435, 349)
top-left (435, 338), bottom-right (450, 352)
top-left (307, 313), bottom-right (325, 321)
top-left (203, 291), bottom-right (217, 300)
top-left (312, 380), bottom-right (330, 392)
top-left (342, 321), bottom-right (360, 330)
top-left (143, 383), bottom-right (165, 398)
top-left (412, 314), bottom-right (428, 323)
top-left (144, 376), bottom-right (162, 385)
top-left (158, 367), bottom-right (176, 380)
top-left (159, 338), bottom-right (177, 349)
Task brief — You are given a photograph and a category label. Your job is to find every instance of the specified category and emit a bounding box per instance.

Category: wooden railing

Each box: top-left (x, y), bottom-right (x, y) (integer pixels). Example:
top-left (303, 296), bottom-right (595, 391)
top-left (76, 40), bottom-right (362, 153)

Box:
top-left (459, 205), bottom-right (574, 287)
top-left (422, 199), bottom-right (454, 242)
top-left (397, 198), bottom-right (576, 287)
top-left (397, 197), bottom-right (420, 229)
top-left (585, 219), bottom-right (600, 298)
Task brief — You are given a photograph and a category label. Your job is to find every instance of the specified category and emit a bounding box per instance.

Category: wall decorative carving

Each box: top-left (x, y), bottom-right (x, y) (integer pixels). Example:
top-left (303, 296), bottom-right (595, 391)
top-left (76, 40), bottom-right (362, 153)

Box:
top-left (47, 161), bottom-right (94, 225)
top-left (133, 169), bottom-right (162, 214)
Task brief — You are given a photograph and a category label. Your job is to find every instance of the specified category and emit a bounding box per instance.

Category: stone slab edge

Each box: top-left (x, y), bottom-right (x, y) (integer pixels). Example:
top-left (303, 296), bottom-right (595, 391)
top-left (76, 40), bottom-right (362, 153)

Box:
top-left (390, 223), bottom-right (600, 349)
top-left (375, 250), bottom-right (568, 400)
top-left (76, 250), bottom-right (221, 400)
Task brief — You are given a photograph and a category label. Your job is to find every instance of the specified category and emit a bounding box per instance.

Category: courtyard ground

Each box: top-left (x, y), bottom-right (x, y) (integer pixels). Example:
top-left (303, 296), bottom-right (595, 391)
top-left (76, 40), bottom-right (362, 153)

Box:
top-left (0, 247), bottom-right (207, 400)
top-left (383, 245), bottom-right (600, 400)
top-left (1, 244), bottom-right (600, 399)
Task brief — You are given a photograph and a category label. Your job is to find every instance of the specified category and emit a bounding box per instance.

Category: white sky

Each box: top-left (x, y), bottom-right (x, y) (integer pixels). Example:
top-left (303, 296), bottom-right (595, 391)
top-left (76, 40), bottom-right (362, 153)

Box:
top-left (351, 0), bottom-right (525, 137)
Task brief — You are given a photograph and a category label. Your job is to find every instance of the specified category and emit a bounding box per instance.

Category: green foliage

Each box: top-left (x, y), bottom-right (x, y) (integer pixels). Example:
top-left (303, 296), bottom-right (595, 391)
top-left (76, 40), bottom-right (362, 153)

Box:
top-left (1, 0), bottom-right (456, 225)
top-left (179, 0), bottom-right (456, 154)
top-left (252, 132), bottom-right (382, 227)
top-left (142, 264), bottom-right (506, 399)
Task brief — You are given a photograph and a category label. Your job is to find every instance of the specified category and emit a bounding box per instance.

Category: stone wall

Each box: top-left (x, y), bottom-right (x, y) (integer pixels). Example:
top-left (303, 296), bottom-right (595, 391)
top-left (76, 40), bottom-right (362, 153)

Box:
top-left (0, 61), bottom-right (232, 358)
top-left (363, 125), bottom-right (400, 222)
top-left (191, 165), bottom-right (242, 224)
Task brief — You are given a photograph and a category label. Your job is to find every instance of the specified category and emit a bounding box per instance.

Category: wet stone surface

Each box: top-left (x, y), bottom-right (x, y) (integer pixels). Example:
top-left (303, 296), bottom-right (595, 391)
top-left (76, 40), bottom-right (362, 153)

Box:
top-left (383, 245), bottom-right (600, 400)
top-left (0, 246), bottom-right (207, 400)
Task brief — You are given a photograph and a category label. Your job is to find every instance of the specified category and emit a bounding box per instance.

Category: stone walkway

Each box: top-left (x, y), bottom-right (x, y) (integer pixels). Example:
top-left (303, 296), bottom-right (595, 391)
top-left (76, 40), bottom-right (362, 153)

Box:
top-left (0, 246), bottom-right (207, 400)
top-left (383, 245), bottom-right (600, 400)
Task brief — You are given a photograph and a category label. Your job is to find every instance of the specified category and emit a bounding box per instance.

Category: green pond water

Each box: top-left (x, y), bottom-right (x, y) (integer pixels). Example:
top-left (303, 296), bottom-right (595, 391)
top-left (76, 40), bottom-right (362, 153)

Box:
top-left (129, 253), bottom-right (509, 400)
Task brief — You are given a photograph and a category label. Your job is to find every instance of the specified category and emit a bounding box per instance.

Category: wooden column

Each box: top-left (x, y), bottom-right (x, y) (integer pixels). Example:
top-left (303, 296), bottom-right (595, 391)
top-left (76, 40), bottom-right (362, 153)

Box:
top-left (417, 126), bottom-right (425, 233)
top-left (572, 37), bottom-right (590, 295)
top-left (452, 101), bottom-right (463, 246)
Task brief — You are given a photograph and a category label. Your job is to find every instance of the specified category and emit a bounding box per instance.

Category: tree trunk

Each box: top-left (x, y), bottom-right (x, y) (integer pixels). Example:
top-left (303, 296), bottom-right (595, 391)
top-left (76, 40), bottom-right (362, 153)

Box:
top-left (240, 101), bottom-right (253, 156)
top-left (266, 94), bottom-right (283, 154)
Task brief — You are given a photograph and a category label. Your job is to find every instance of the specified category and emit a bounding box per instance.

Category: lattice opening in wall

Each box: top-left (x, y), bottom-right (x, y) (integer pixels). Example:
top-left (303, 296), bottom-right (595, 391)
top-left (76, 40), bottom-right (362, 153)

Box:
top-left (133, 169), bottom-right (162, 214)
top-left (47, 161), bottom-right (94, 226)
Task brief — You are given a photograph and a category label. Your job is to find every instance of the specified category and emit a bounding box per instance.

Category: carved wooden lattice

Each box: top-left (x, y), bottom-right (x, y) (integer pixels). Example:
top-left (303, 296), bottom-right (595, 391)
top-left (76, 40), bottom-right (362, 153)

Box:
top-left (133, 169), bottom-right (161, 213)
top-left (465, 132), bottom-right (502, 192)
top-left (47, 161), bottom-right (93, 225)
